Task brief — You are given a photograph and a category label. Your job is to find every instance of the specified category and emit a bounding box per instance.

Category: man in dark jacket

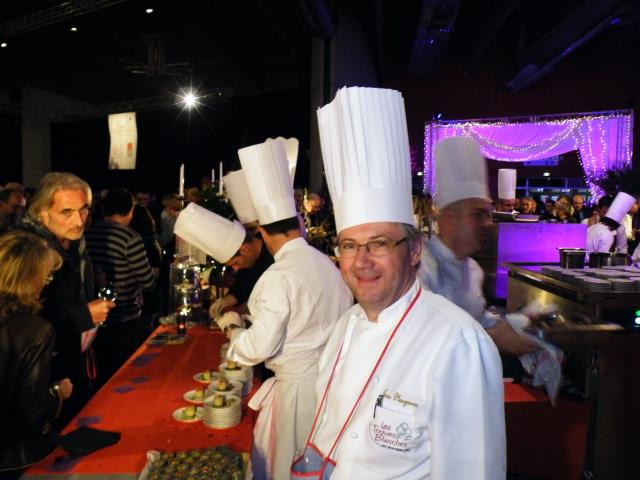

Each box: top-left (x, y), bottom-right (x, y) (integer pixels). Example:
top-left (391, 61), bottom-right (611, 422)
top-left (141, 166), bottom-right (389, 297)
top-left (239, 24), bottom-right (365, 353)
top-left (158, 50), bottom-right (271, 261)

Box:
top-left (22, 172), bottom-right (114, 426)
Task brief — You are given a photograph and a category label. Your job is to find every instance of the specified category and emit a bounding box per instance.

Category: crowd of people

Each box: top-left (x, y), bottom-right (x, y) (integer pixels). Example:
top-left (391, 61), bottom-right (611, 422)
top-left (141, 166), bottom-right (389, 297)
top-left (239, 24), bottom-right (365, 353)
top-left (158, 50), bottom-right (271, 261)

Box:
top-left (2, 86), bottom-right (638, 480)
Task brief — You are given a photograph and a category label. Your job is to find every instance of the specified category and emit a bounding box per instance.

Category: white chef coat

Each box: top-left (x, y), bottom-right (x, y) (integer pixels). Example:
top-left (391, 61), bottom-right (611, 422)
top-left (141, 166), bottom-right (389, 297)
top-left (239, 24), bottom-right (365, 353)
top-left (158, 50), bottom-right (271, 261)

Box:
top-left (311, 280), bottom-right (505, 479)
top-left (586, 222), bottom-right (628, 255)
top-left (228, 237), bottom-right (353, 480)
top-left (418, 236), bottom-right (498, 328)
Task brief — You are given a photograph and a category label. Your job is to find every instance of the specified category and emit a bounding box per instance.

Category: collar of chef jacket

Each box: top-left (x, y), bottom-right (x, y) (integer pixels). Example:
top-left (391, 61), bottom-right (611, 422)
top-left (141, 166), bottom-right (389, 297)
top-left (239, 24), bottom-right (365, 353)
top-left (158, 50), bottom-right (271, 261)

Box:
top-left (273, 236), bottom-right (307, 262)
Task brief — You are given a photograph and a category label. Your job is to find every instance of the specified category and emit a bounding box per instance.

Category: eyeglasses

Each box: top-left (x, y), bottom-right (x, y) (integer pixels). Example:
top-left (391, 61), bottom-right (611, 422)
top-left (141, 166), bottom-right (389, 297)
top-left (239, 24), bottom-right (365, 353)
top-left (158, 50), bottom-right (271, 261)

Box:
top-left (336, 237), bottom-right (407, 258)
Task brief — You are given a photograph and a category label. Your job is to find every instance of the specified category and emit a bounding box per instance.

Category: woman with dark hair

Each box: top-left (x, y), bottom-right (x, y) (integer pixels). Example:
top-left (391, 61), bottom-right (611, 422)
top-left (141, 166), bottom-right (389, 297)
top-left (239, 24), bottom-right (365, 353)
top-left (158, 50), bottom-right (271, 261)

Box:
top-left (0, 231), bottom-right (73, 479)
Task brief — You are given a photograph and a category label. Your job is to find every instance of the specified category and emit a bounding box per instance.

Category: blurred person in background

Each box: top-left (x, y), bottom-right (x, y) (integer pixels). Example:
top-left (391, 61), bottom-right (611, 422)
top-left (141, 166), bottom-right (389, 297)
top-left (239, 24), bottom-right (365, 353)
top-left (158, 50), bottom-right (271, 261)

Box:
top-left (0, 187), bottom-right (26, 235)
top-left (86, 188), bottom-right (156, 383)
top-left (0, 231), bottom-right (72, 479)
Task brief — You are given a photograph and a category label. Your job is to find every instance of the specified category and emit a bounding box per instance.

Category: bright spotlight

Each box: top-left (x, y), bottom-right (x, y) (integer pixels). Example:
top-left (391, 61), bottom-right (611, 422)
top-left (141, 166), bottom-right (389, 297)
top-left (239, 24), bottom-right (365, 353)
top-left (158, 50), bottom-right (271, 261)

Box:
top-left (183, 92), bottom-right (197, 108)
top-left (0, 42), bottom-right (6, 48)
top-left (146, 8), bottom-right (154, 14)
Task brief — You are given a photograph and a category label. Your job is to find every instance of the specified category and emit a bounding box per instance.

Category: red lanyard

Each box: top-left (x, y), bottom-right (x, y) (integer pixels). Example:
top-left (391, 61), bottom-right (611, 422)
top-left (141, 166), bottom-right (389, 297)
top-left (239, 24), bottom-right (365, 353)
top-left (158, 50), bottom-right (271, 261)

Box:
top-left (306, 287), bottom-right (422, 460)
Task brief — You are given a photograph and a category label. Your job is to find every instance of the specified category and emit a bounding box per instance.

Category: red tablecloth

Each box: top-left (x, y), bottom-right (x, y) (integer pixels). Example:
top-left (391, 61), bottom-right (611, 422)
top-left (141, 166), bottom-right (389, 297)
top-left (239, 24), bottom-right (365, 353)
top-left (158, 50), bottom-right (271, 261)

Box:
top-left (504, 382), bottom-right (588, 480)
top-left (24, 325), bottom-right (255, 478)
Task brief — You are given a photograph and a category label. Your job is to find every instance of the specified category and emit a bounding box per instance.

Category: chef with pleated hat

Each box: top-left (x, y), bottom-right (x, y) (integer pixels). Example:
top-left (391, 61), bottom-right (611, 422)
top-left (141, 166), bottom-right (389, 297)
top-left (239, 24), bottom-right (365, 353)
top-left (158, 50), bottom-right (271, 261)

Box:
top-left (586, 191), bottom-right (634, 255)
top-left (496, 168), bottom-right (517, 212)
top-left (221, 138), bottom-right (352, 480)
top-left (292, 88), bottom-right (505, 479)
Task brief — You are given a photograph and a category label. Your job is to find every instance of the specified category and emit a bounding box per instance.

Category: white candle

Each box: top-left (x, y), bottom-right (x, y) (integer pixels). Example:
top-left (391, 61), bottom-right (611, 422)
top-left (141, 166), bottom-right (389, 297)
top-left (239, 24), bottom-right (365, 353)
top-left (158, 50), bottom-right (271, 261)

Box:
top-left (219, 162), bottom-right (223, 195)
top-left (179, 164), bottom-right (184, 197)
top-left (211, 168), bottom-right (215, 185)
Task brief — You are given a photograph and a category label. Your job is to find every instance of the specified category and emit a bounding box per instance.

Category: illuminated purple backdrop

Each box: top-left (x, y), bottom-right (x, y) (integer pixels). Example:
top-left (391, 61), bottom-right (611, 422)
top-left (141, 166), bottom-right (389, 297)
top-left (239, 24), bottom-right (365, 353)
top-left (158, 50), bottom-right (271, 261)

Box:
top-left (423, 110), bottom-right (633, 197)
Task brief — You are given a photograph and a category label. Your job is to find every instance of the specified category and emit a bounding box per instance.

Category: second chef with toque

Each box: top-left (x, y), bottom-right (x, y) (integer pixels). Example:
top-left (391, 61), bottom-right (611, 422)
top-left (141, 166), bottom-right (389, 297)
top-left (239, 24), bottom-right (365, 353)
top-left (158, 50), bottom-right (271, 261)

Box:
top-left (221, 139), bottom-right (352, 480)
top-left (291, 87), bottom-right (505, 479)
top-left (495, 168), bottom-right (517, 213)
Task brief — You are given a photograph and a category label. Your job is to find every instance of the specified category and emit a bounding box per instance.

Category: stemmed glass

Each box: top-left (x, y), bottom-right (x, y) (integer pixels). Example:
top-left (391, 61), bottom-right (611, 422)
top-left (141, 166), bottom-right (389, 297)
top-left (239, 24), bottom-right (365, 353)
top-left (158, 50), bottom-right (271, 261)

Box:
top-left (97, 282), bottom-right (117, 327)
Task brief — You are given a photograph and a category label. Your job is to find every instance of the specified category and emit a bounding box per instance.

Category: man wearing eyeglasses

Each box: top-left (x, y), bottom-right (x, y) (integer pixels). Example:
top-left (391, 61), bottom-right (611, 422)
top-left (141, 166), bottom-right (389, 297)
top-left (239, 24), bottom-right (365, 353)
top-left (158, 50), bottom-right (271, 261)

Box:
top-left (21, 172), bottom-right (114, 426)
top-left (299, 87), bottom-right (505, 479)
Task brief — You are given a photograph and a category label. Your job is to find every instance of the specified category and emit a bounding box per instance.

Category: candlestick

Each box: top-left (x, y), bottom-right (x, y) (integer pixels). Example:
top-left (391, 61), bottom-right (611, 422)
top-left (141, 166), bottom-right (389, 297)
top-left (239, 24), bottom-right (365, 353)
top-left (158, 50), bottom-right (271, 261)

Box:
top-left (219, 162), bottom-right (223, 195)
top-left (179, 164), bottom-right (184, 197)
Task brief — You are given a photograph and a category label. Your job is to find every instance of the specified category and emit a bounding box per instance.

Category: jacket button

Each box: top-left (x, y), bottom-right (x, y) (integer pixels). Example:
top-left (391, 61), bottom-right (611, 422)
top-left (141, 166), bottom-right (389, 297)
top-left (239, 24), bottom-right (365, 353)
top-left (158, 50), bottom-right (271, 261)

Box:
top-left (351, 432), bottom-right (358, 439)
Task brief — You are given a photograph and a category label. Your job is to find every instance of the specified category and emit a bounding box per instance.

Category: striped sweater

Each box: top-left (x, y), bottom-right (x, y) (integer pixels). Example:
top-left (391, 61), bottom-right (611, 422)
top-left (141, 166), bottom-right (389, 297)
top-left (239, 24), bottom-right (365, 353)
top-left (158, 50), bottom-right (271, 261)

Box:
top-left (86, 221), bottom-right (156, 323)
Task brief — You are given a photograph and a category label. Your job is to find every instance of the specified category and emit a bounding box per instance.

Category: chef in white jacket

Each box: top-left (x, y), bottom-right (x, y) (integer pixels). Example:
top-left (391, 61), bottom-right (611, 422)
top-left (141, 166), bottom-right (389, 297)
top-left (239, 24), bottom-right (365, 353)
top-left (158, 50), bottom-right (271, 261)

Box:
top-left (293, 87), bottom-right (505, 479)
top-left (586, 191), bottom-right (634, 256)
top-left (221, 138), bottom-right (352, 480)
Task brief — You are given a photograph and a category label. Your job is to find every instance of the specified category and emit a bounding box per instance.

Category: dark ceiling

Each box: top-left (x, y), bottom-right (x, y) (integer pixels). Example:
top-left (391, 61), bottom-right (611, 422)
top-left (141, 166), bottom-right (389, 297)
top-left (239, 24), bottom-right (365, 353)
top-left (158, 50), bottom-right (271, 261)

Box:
top-left (1, 0), bottom-right (639, 119)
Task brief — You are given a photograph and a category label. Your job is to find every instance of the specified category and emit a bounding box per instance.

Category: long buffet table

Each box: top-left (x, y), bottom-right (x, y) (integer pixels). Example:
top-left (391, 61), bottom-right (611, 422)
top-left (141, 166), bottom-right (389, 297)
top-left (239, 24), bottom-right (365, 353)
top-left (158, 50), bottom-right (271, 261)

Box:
top-left (23, 325), bottom-right (256, 479)
top-left (22, 324), bottom-right (588, 480)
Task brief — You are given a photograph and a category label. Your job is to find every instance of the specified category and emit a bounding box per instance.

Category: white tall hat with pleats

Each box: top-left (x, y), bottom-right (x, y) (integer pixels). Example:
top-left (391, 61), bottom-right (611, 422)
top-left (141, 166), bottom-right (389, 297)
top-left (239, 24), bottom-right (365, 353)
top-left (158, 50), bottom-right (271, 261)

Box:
top-left (498, 168), bottom-right (517, 200)
top-left (317, 86), bottom-right (413, 233)
top-left (265, 137), bottom-right (299, 184)
top-left (173, 202), bottom-right (245, 263)
top-left (223, 169), bottom-right (258, 225)
top-left (605, 191), bottom-right (636, 223)
top-left (238, 140), bottom-right (297, 225)
top-left (434, 137), bottom-right (490, 210)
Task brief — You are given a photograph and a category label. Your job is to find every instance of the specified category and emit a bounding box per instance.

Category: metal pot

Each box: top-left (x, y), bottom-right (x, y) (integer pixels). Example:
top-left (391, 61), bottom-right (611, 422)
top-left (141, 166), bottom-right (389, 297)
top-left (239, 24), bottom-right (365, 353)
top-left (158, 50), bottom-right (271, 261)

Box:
top-left (588, 252), bottom-right (628, 268)
top-left (558, 248), bottom-right (587, 269)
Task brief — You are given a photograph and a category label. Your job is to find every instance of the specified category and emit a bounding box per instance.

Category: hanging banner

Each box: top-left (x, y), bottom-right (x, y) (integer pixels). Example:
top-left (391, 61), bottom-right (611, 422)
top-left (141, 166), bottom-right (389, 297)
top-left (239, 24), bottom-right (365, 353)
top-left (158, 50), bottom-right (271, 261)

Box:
top-left (108, 112), bottom-right (137, 170)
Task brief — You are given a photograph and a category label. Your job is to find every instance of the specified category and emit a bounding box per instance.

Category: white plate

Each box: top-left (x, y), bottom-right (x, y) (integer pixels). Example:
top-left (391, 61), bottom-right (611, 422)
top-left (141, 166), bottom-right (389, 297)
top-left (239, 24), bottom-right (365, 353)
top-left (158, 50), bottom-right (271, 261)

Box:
top-left (172, 406), bottom-right (203, 423)
top-left (183, 389), bottom-right (213, 404)
top-left (193, 371), bottom-right (218, 384)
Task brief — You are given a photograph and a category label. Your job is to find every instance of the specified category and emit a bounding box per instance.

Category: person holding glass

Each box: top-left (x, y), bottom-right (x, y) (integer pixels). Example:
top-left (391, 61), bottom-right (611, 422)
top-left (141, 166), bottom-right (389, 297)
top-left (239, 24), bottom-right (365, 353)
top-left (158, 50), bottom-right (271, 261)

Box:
top-left (0, 231), bottom-right (73, 479)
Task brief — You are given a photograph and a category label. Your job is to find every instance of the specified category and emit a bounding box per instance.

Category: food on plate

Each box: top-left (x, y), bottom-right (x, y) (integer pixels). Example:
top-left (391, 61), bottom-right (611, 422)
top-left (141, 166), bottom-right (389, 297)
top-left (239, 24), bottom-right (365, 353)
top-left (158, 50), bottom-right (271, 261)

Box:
top-left (212, 394), bottom-right (225, 407)
top-left (225, 360), bottom-right (240, 370)
top-left (183, 405), bottom-right (196, 420)
top-left (193, 388), bottom-right (204, 400)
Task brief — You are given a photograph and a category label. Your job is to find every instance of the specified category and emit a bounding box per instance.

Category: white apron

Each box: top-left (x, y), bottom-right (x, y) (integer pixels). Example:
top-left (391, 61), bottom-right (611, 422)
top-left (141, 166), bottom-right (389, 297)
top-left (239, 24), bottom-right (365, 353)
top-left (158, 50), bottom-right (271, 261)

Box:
top-left (250, 359), bottom-right (317, 480)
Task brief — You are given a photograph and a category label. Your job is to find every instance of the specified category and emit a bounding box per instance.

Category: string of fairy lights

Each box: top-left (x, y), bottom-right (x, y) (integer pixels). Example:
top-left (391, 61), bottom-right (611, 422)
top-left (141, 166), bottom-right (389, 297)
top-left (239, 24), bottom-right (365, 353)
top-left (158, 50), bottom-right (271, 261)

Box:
top-left (423, 111), bottom-right (633, 198)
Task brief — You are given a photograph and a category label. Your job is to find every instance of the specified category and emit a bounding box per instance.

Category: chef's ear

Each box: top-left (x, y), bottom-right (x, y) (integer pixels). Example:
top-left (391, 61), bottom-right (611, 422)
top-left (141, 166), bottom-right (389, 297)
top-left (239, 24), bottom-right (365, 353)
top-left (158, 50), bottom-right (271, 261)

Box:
top-left (409, 238), bottom-right (422, 267)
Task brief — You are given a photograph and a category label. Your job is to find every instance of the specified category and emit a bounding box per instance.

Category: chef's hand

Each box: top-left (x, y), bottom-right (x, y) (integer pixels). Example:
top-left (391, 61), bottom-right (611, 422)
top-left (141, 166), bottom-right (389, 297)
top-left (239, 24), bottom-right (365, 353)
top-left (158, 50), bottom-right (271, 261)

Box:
top-left (88, 299), bottom-right (116, 326)
top-left (486, 320), bottom-right (538, 356)
top-left (217, 311), bottom-right (244, 332)
top-left (209, 298), bottom-right (226, 319)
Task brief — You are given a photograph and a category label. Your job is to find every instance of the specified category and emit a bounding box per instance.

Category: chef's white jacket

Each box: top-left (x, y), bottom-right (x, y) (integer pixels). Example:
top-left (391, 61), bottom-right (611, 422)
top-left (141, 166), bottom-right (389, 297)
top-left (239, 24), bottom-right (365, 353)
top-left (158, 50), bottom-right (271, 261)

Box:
top-left (586, 222), bottom-right (627, 255)
top-left (228, 237), bottom-right (353, 480)
top-left (311, 280), bottom-right (506, 479)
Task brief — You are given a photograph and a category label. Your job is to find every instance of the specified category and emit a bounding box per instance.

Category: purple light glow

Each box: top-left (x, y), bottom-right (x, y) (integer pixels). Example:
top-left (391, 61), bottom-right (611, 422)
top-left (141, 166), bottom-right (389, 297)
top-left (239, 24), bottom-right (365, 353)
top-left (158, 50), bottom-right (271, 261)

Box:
top-left (423, 111), bottom-right (634, 197)
top-left (493, 222), bottom-right (587, 299)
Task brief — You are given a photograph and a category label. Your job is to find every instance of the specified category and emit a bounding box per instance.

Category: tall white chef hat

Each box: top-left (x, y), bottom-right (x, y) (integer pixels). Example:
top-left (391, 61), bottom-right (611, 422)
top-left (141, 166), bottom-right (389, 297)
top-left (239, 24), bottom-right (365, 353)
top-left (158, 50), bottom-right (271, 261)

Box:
top-left (238, 139), bottom-right (297, 225)
top-left (605, 191), bottom-right (636, 224)
top-left (317, 86), bottom-right (413, 233)
top-left (434, 137), bottom-right (490, 210)
top-left (223, 169), bottom-right (258, 225)
top-left (173, 202), bottom-right (245, 263)
top-left (265, 137), bottom-right (298, 184)
top-left (498, 168), bottom-right (517, 200)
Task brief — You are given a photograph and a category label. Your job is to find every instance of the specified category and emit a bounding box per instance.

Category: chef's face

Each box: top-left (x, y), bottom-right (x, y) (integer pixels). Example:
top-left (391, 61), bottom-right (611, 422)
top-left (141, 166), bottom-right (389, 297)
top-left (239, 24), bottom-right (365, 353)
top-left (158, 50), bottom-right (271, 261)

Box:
top-left (225, 237), bottom-right (260, 271)
top-left (40, 189), bottom-right (90, 243)
top-left (441, 198), bottom-right (493, 258)
top-left (338, 222), bottom-right (421, 320)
